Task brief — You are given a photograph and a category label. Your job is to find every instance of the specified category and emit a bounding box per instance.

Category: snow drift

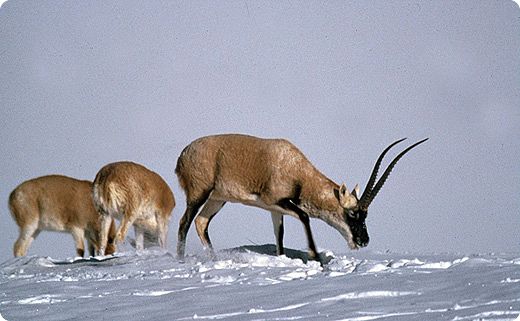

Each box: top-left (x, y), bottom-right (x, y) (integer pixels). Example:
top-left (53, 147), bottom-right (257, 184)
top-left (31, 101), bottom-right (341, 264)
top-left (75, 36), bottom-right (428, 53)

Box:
top-left (0, 245), bottom-right (519, 320)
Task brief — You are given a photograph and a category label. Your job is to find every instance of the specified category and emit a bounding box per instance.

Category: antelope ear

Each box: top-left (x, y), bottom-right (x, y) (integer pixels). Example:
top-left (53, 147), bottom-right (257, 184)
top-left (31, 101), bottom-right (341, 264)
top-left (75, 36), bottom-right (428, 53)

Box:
top-left (337, 183), bottom-right (351, 207)
top-left (352, 184), bottom-right (360, 200)
top-left (339, 183), bottom-right (350, 197)
top-left (337, 183), bottom-right (358, 209)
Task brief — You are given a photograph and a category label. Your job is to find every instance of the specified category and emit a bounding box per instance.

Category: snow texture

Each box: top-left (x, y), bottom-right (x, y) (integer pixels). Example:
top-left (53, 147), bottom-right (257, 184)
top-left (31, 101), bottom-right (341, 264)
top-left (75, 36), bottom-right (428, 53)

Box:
top-left (0, 245), bottom-right (519, 321)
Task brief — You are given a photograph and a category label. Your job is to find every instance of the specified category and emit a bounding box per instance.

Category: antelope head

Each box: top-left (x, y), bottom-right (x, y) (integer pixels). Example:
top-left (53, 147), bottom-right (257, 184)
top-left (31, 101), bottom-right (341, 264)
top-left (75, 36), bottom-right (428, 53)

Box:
top-left (338, 138), bottom-right (429, 249)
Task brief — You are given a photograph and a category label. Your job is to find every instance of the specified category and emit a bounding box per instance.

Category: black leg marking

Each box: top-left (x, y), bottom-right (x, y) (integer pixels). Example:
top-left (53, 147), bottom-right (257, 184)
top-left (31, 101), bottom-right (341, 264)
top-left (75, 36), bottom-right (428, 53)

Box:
top-left (271, 212), bottom-right (285, 256)
top-left (77, 248), bottom-right (85, 258)
top-left (88, 244), bottom-right (95, 257)
top-left (205, 201), bottom-right (226, 250)
top-left (277, 198), bottom-right (320, 263)
top-left (277, 219), bottom-right (285, 256)
top-left (177, 205), bottom-right (199, 257)
top-left (177, 193), bottom-right (211, 258)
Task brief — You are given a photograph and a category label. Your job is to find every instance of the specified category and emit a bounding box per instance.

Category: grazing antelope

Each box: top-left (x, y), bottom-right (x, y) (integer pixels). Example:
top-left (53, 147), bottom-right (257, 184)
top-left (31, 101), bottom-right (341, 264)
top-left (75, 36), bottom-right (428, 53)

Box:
top-left (93, 161), bottom-right (175, 256)
top-left (175, 134), bottom-right (427, 261)
top-left (9, 175), bottom-right (117, 257)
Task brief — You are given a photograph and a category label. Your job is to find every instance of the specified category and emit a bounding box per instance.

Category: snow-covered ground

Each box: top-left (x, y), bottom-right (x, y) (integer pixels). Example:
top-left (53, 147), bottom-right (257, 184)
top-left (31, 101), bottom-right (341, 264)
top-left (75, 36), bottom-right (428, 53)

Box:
top-left (1, 245), bottom-right (519, 321)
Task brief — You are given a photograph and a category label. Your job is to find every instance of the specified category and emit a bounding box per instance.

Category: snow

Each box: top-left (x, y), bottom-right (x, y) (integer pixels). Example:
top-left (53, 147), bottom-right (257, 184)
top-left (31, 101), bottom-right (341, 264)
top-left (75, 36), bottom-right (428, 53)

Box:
top-left (0, 245), bottom-right (519, 321)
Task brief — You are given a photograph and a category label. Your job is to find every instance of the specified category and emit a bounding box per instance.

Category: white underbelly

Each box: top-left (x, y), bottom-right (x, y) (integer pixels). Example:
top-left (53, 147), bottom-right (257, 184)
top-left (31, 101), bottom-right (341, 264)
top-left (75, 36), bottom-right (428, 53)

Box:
top-left (211, 193), bottom-right (298, 219)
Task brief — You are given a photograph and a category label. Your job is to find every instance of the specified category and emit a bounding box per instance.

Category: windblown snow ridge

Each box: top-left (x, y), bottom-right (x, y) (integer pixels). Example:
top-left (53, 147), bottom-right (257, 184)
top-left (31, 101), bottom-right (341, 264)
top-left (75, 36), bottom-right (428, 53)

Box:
top-left (1, 246), bottom-right (519, 321)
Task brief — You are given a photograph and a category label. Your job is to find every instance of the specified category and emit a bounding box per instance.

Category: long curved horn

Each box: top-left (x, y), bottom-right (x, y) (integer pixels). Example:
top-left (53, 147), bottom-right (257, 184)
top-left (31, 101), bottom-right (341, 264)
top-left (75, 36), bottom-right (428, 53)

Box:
top-left (362, 138), bottom-right (429, 210)
top-left (358, 138), bottom-right (407, 209)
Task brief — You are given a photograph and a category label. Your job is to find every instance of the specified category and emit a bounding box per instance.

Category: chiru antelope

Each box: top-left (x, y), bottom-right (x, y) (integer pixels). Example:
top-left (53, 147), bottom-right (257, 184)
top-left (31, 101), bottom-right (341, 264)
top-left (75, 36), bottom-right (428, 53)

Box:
top-left (9, 175), bottom-right (117, 257)
top-left (93, 161), bottom-right (175, 256)
top-left (175, 134), bottom-right (427, 262)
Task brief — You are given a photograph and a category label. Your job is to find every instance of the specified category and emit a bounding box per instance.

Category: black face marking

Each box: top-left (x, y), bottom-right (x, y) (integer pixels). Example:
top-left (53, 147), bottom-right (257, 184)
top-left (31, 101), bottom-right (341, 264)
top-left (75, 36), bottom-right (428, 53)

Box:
top-left (345, 209), bottom-right (369, 248)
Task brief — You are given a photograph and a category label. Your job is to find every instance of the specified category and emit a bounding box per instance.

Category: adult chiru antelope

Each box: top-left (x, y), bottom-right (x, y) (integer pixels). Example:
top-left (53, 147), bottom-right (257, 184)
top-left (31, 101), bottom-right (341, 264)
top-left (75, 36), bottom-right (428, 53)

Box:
top-left (93, 161), bottom-right (175, 256)
top-left (9, 175), bottom-right (117, 257)
top-left (175, 134), bottom-right (427, 262)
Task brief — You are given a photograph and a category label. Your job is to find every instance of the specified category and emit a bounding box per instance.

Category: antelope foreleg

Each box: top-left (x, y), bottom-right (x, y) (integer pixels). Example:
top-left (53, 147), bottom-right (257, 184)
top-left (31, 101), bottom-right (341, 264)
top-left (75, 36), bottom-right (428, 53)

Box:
top-left (277, 199), bottom-right (320, 263)
top-left (270, 212), bottom-right (285, 256)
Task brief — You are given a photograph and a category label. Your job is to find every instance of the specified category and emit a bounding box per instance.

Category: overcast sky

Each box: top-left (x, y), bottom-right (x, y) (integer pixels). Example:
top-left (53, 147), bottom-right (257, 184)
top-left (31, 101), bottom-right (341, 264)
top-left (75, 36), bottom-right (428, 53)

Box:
top-left (1, 1), bottom-right (519, 261)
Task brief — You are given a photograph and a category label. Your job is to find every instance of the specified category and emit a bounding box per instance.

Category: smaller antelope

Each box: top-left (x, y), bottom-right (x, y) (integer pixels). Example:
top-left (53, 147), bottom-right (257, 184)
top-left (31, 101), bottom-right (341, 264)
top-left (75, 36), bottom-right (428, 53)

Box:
top-left (175, 134), bottom-right (427, 261)
top-left (93, 161), bottom-right (175, 256)
top-left (9, 175), bottom-right (117, 257)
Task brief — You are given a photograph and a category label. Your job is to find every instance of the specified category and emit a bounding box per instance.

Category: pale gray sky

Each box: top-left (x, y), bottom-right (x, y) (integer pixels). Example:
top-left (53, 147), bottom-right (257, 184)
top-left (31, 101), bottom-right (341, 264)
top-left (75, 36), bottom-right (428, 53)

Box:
top-left (1, 1), bottom-right (519, 261)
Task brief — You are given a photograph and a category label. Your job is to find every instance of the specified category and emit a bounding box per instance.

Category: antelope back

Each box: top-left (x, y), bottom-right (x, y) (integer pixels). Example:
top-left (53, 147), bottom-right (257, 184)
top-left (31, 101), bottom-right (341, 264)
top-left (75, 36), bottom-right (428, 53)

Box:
top-left (10, 175), bottom-right (97, 229)
top-left (94, 161), bottom-right (175, 217)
